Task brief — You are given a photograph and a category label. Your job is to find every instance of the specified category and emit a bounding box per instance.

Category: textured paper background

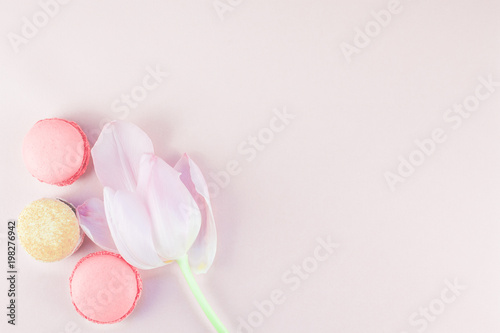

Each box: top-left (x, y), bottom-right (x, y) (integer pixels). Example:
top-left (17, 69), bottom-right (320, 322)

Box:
top-left (1, 1), bottom-right (500, 332)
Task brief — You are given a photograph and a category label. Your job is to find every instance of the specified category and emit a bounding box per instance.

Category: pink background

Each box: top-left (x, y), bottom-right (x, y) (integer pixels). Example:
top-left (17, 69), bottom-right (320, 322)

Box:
top-left (1, 1), bottom-right (500, 332)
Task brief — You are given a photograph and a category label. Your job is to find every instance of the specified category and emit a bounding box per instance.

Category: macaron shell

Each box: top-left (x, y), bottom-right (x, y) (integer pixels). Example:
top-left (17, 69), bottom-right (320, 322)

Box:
top-left (18, 198), bottom-right (82, 262)
top-left (70, 251), bottom-right (143, 324)
top-left (23, 118), bottom-right (90, 186)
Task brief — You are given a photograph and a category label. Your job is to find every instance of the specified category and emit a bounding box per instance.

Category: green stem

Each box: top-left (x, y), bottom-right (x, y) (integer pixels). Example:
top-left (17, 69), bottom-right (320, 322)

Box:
top-left (177, 255), bottom-right (228, 333)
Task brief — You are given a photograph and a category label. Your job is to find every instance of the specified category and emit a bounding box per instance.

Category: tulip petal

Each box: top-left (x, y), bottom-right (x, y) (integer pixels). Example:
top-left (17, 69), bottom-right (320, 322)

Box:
top-left (76, 198), bottom-right (117, 252)
top-left (174, 154), bottom-right (217, 274)
top-left (137, 154), bottom-right (201, 261)
top-left (103, 187), bottom-right (165, 270)
top-left (92, 121), bottom-right (154, 192)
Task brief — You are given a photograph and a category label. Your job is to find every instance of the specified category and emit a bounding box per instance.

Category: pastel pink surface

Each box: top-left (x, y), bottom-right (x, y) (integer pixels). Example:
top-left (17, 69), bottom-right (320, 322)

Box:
top-left (69, 251), bottom-right (142, 324)
top-left (23, 118), bottom-right (90, 186)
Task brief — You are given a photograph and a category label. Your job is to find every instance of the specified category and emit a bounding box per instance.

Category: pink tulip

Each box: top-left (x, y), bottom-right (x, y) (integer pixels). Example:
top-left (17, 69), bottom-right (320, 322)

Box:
top-left (77, 121), bottom-right (226, 332)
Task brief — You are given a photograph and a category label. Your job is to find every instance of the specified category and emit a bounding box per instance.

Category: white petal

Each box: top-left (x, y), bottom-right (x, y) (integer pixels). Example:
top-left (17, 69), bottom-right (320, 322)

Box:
top-left (175, 154), bottom-right (217, 274)
top-left (103, 187), bottom-right (165, 270)
top-left (92, 121), bottom-right (154, 191)
top-left (137, 154), bottom-right (201, 261)
top-left (76, 198), bottom-right (117, 252)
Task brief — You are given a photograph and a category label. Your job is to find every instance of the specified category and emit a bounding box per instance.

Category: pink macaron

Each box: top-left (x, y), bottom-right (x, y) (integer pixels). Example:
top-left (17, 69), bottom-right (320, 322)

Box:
top-left (23, 118), bottom-right (90, 186)
top-left (70, 251), bottom-right (143, 324)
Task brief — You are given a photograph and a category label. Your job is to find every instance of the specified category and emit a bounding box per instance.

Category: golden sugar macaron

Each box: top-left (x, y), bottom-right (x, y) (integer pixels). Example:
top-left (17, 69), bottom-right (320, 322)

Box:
top-left (18, 198), bottom-right (84, 262)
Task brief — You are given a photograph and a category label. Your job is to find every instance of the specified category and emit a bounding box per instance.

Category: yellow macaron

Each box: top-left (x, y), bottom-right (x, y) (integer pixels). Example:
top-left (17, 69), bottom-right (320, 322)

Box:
top-left (18, 198), bottom-right (84, 262)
